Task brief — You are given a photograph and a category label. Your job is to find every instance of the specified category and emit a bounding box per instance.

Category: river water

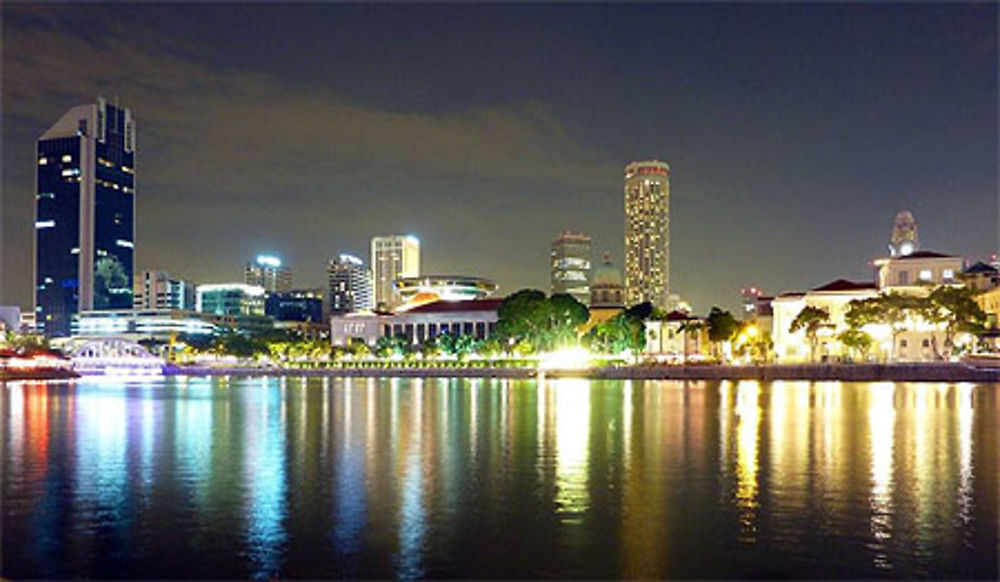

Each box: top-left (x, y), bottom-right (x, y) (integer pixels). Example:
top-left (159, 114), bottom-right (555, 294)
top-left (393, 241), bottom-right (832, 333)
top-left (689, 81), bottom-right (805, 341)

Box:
top-left (2, 377), bottom-right (997, 579)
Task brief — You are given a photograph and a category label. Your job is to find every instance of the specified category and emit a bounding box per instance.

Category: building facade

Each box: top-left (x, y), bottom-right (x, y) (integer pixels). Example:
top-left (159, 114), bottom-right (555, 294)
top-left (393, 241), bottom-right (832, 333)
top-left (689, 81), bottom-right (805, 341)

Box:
top-left (371, 235), bottom-right (420, 310)
top-left (644, 311), bottom-right (708, 362)
top-left (330, 299), bottom-right (502, 347)
top-left (35, 97), bottom-right (136, 336)
top-left (960, 262), bottom-right (999, 292)
top-left (196, 284), bottom-right (265, 317)
top-left (75, 309), bottom-right (218, 341)
top-left (550, 231), bottom-right (591, 305)
top-left (771, 280), bottom-right (879, 363)
top-left (874, 251), bottom-right (962, 290)
top-left (265, 288), bottom-right (324, 323)
top-left (134, 270), bottom-right (196, 311)
top-left (327, 254), bottom-right (374, 315)
top-left (245, 254), bottom-right (292, 293)
top-left (624, 160), bottom-right (670, 310)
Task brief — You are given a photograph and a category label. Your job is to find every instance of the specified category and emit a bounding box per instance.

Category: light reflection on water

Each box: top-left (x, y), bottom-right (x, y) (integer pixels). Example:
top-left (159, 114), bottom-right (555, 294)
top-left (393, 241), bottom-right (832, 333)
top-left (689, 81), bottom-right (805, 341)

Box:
top-left (2, 377), bottom-right (997, 579)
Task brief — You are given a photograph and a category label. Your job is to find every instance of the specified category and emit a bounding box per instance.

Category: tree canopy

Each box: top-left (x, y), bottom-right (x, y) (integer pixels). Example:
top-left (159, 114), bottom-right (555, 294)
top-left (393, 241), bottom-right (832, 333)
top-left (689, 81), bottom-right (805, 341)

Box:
top-left (496, 289), bottom-right (589, 353)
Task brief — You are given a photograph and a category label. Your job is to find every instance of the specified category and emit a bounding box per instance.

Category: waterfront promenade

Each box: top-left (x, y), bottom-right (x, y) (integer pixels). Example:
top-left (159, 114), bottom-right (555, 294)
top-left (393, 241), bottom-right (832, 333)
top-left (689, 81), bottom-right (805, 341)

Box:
top-left (165, 362), bottom-right (1000, 383)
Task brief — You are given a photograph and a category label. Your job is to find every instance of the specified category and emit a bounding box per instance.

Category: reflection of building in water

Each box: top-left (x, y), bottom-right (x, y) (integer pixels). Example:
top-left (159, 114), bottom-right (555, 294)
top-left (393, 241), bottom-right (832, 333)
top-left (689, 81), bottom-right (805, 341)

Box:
top-left (734, 381), bottom-right (761, 542)
top-left (868, 383), bottom-right (896, 570)
top-left (767, 381), bottom-right (810, 529)
top-left (242, 386), bottom-right (288, 579)
top-left (552, 379), bottom-right (591, 516)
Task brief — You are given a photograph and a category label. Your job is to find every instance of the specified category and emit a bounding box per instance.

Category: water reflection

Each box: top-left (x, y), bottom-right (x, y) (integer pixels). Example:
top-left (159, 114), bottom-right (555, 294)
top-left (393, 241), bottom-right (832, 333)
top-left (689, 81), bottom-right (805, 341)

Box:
top-left (551, 379), bottom-right (591, 517)
top-left (867, 382), bottom-right (896, 570)
top-left (2, 378), bottom-right (997, 579)
top-left (242, 381), bottom-right (287, 579)
top-left (734, 381), bottom-right (761, 543)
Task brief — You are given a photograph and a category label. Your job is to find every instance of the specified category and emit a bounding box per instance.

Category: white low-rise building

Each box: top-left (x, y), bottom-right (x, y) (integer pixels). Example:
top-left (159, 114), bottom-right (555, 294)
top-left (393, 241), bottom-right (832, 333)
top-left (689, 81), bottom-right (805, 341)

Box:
top-left (331, 298), bottom-right (502, 347)
top-left (772, 279), bottom-right (879, 363)
top-left (643, 311), bottom-right (707, 362)
top-left (874, 250), bottom-right (962, 290)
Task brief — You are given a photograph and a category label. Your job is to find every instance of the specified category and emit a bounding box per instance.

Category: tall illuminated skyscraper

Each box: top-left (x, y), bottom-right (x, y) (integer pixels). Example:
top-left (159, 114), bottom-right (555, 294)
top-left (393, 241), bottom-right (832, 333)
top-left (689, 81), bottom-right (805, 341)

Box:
top-left (624, 160), bottom-right (670, 310)
top-left (327, 254), bottom-right (374, 314)
top-left (35, 97), bottom-right (136, 337)
top-left (371, 235), bottom-right (420, 310)
top-left (245, 254), bottom-right (292, 292)
top-left (550, 231), bottom-right (591, 305)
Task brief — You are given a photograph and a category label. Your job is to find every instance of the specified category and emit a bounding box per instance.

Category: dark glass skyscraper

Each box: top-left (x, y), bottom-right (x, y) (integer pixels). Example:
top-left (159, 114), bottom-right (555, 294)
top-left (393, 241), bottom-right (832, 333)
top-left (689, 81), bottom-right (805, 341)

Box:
top-left (35, 97), bottom-right (136, 336)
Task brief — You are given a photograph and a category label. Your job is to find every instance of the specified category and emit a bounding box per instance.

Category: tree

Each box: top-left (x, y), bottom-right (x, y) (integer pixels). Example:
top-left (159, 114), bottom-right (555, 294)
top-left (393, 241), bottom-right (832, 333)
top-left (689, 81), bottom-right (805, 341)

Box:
top-left (496, 289), bottom-right (549, 351)
top-left (838, 328), bottom-right (873, 362)
top-left (706, 307), bottom-right (739, 360)
top-left (346, 337), bottom-right (371, 359)
top-left (546, 294), bottom-right (590, 349)
top-left (789, 306), bottom-right (831, 363)
top-left (845, 293), bottom-right (924, 361)
top-left (926, 285), bottom-right (988, 356)
top-left (93, 256), bottom-right (130, 309)
top-left (375, 335), bottom-right (408, 359)
top-left (496, 289), bottom-right (589, 353)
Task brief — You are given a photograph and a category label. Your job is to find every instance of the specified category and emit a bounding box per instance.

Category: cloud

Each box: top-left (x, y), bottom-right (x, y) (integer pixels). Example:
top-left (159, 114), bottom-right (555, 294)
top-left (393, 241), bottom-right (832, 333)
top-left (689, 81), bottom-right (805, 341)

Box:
top-left (2, 4), bottom-right (621, 303)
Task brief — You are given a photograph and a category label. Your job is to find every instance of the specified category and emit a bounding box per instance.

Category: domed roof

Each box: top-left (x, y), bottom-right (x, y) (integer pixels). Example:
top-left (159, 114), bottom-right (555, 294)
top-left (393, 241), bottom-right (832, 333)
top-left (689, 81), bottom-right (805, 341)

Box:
top-left (591, 253), bottom-right (623, 287)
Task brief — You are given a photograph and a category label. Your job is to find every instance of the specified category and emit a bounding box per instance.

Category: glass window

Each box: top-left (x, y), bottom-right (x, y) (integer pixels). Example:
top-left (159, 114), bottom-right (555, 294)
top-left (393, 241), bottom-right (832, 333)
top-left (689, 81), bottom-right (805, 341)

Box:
top-left (919, 270), bottom-right (932, 281)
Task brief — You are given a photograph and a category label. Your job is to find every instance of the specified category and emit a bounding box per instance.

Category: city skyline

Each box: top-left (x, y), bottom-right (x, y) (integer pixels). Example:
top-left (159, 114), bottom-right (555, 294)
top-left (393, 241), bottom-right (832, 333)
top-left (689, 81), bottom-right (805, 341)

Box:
top-left (2, 4), bottom-right (997, 314)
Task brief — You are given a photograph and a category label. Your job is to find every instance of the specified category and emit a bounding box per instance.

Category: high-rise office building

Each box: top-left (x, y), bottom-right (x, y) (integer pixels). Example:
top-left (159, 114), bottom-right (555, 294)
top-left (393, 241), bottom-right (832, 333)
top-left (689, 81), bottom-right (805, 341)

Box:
top-left (888, 211), bottom-right (919, 257)
top-left (245, 254), bottom-right (292, 292)
top-left (134, 270), bottom-right (196, 310)
top-left (371, 235), bottom-right (420, 310)
top-left (35, 97), bottom-right (136, 337)
top-left (327, 254), bottom-right (374, 314)
top-left (624, 160), bottom-right (670, 310)
top-left (550, 231), bottom-right (591, 305)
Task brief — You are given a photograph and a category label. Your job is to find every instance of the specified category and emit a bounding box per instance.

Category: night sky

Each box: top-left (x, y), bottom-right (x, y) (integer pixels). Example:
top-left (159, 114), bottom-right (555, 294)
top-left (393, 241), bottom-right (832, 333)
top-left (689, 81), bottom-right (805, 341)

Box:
top-left (2, 3), bottom-right (997, 313)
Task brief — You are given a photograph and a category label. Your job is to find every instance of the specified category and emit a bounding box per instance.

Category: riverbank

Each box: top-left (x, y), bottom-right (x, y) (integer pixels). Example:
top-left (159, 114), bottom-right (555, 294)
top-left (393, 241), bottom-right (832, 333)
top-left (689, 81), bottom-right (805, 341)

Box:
top-left (0, 368), bottom-right (80, 382)
top-left (165, 362), bottom-right (1000, 382)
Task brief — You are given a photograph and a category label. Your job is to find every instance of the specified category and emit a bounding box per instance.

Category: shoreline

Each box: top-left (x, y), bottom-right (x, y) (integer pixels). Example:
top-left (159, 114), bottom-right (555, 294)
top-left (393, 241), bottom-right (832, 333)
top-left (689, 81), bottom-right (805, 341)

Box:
top-left (4, 363), bottom-right (998, 383)
top-left (164, 362), bottom-right (1000, 383)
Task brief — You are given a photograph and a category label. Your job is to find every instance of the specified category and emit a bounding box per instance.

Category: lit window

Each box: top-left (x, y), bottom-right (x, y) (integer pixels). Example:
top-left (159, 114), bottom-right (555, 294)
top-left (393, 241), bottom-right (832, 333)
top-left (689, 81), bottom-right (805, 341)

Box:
top-left (38, 157), bottom-right (48, 165)
top-left (943, 269), bottom-right (954, 280)
top-left (35, 220), bottom-right (55, 229)
top-left (115, 239), bottom-right (134, 249)
top-left (61, 154), bottom-right (72, 163)
top-left (919, 270), bottom-right (932, 282)
top-left (61, 168), bottom-right (80, 177)
top-left (70, 248), bottom-right (80, 254)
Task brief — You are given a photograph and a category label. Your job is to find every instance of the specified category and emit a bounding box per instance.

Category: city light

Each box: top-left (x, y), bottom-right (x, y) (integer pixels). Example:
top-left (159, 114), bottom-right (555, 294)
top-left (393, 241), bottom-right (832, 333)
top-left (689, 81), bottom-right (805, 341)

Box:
top-left (538, 347), bottom-right (592, 370)
top-left (256, 254), bottom-right (282, 267)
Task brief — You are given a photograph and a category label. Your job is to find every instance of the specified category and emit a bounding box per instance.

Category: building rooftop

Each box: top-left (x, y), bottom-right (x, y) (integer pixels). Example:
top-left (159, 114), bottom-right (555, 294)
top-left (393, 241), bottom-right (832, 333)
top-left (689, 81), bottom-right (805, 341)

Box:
top-left (893, 250), bottom-right (956, 260)
top-left (403, 298), bottom-right (505, 314)
top-left (811, 279), bottom-right (877, 293)
top-left (964, 261), bottom-right (998, 274)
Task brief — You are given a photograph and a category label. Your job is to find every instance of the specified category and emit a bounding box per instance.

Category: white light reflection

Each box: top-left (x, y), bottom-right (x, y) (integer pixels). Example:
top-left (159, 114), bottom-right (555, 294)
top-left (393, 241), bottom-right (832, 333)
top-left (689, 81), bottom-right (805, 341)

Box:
top-left (333, 378), bottom-right (366, 565)
top-left (242, 383), bottom-right (288, 579)
top-left (868, 382), bottom-right (895, 570)
top-left (734, 380), bottom-right (760, 543)
top-left (396, 377), bottom-right (426, 580)
top-left (956, 384), bottom-right (974, 525)
top-left (553, 378), bottom-right (591, 518)
top-left (74, 384), bottom-right (128, 525)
